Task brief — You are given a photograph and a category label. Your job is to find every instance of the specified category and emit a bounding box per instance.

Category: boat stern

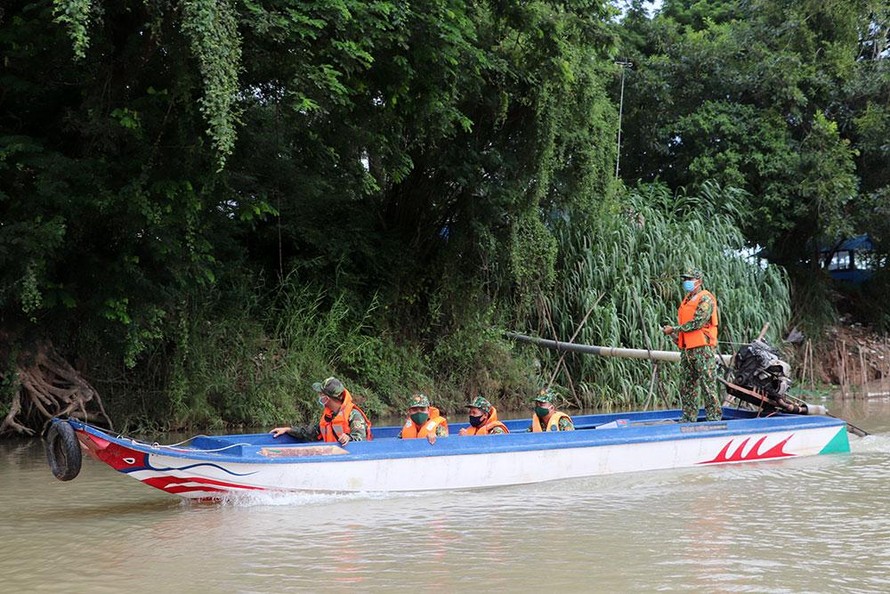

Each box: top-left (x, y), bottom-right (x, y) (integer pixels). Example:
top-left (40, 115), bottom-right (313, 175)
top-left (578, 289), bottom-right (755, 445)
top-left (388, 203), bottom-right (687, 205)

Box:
top-left (817, 425), bottom-right (851, 455)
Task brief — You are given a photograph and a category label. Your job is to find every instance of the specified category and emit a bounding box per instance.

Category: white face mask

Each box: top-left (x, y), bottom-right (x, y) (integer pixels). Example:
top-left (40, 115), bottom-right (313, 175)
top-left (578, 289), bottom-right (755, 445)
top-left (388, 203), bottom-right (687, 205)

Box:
top-left (682, 279), bottom-right (696, 292)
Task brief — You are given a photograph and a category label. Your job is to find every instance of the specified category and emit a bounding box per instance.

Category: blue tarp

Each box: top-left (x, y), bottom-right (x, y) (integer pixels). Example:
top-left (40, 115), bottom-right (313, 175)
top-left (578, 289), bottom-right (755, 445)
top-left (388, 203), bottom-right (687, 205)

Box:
top-left (821, 234), bottom-right (876, 284)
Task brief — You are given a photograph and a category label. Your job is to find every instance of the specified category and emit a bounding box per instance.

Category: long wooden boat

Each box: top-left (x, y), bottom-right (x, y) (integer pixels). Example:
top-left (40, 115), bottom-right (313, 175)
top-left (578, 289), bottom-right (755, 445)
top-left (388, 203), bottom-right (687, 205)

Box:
top-left (44, 407), bottom-right (851, 500)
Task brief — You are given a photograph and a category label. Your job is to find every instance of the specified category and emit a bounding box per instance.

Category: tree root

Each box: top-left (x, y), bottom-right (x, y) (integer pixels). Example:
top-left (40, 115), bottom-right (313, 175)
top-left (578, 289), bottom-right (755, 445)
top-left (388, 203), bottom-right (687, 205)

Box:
top-left (1, 340), bottom-right (113, 436)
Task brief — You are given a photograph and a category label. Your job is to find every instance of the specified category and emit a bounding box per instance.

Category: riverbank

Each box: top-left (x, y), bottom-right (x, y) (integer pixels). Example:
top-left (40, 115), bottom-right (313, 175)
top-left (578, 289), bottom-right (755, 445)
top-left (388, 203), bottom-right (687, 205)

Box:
top-left (788, 322), bottom-right (890, 398)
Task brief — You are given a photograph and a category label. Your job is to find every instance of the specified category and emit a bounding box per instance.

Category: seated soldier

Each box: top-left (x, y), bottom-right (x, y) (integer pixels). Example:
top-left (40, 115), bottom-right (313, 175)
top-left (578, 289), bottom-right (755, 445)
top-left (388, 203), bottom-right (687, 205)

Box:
top-left (270, 377), bottom-right (371, 445)
top-left (530, 388), bottom-right (574, 432)
top-left (398, 393), bottom-right (448, 444)
top-left (458, 396), bottom-right (509, 436)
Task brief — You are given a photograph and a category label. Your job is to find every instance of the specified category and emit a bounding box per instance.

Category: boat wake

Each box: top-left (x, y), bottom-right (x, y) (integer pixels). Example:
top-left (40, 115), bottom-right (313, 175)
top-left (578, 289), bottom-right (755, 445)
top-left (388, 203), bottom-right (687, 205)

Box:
top-left (193, 488), bottom-right (427, 508)
top-left (850, 432), bottom-right (890, 454)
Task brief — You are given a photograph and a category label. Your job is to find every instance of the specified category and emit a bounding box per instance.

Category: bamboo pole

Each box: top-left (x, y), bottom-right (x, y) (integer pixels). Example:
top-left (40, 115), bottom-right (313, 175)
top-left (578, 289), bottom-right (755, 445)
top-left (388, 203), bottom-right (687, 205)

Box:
top-left (801, 339), bottom-right (810, 389)
top-left (841, 340), bottom-right (847, 398)
top-left (504, 332), bottom-right (734, 365)
top-left (808, 339), bottom-right (815, 390)
top-left (881, 334), bottom-right (890, 394)
top-left (859, 344), bottom-right (867, 397)
top-left (756, 322), bottom-right (770, 342)
top-left (645, 362), bottom-right (658, 411)
top-left (544, 297), bottom-right (601, 406)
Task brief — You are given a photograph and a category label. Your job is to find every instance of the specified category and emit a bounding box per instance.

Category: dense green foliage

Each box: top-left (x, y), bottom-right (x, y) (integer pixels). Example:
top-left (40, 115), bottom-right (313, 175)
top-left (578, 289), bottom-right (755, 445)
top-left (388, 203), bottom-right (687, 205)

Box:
top-left (0, 0), bottom-right (887, 431)
top-left (616, 0), bottom-right (890, 330)
top-left (1, 0), bottom-right (619, 428)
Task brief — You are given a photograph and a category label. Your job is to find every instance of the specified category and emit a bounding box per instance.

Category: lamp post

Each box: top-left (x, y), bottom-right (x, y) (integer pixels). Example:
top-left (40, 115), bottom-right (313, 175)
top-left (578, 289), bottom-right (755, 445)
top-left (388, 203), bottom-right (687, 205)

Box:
top-left (615, 60), bottom-right (632, 180)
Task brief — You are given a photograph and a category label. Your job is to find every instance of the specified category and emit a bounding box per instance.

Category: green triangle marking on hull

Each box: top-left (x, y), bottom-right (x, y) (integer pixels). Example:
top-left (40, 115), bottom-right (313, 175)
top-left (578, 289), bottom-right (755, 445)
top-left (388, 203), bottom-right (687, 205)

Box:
top-left (819, 427), bottom-right (851, 455)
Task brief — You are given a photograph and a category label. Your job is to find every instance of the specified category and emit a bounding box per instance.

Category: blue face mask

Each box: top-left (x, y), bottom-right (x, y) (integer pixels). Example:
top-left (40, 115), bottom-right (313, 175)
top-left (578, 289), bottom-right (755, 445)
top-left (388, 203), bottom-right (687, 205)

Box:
top-left (682, 280), bottom-right (696, 292)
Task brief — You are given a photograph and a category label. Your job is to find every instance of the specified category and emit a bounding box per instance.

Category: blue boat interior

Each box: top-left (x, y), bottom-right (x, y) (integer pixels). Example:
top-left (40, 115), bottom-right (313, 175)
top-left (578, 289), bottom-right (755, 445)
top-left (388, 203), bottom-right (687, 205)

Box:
top-left (188, 407), bottom-right (763, 449)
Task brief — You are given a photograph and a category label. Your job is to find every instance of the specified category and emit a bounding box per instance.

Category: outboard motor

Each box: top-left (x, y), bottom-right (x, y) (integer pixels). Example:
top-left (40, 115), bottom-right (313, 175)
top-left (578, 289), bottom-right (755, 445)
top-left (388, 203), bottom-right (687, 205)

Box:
top-left (728, 339), bottom-right (827, 415)
top-left (733, 339), bottom-right (792, 402)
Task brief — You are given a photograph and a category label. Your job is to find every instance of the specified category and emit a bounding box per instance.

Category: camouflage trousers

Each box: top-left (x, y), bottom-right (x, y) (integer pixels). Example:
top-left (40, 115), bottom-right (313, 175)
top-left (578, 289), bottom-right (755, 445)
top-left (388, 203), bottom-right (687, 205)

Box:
top-left (679, 346), bottom-right (722, 423)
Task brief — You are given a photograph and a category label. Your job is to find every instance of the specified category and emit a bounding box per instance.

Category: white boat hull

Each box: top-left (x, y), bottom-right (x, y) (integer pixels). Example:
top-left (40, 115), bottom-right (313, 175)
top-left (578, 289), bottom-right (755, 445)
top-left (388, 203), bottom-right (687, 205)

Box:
top-left (64, 409), bottom-right (850, 499)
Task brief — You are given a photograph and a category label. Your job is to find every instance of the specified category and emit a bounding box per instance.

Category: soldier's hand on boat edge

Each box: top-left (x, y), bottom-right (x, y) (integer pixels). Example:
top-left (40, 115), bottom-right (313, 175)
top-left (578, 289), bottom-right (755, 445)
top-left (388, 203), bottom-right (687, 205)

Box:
top-left (270, 426), bottom-right (290, 438)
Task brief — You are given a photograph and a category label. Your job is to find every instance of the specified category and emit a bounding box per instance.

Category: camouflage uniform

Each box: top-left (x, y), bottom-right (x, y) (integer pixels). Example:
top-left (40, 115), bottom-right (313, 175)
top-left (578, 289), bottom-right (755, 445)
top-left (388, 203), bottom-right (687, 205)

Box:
top-left (287, 376), bottom-right (370, 441)
top-left (461, 396), bottom-right (509, 435)
top-left (529, 388), bottom-right (575, 431)
top-left (674, 288), bottom-right (722, 423)
top-left (287, 408), bottom-right (368, 442)
top-left (344, 409), bottom-right (369, 441)
top-left (529, 415), bottom-right (575, 431)
top-left (397, 393), bottom-right (449, 438)
top-left (285, 424), bottom-right (319, 442)
top-left (554, 416), bottom-right (575, 431)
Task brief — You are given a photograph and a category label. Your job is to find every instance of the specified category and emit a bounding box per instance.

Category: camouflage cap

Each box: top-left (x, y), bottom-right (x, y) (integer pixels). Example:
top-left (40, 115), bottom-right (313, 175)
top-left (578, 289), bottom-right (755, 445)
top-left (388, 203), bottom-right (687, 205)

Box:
top-left (681, 268), bottom-right (703, 280)
top-left (534, 388), bottom-right (556, 404)
top-left (407, 393), bottom-right (430, 409)
top-left (312, 377), bottom-right (345, 399)
top-left (465, 395), bottom-right (492, 413)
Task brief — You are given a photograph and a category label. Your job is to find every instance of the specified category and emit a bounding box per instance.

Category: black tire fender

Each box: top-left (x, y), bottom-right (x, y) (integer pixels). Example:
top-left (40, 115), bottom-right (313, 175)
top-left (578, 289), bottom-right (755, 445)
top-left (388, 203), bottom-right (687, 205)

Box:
top-left (45, 421), bottom-right (82, 481)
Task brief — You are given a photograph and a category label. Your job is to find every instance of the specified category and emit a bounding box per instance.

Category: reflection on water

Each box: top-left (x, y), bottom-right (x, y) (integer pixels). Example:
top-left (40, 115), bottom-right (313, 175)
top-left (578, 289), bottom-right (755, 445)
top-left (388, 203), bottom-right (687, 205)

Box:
top-left (3, 400), bottom-right (890, 593)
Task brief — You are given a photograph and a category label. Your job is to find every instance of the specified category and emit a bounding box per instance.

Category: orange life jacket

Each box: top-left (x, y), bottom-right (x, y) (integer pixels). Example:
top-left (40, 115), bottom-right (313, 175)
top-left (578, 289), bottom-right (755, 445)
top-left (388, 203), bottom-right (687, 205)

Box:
top-left (677, 289), bottom-right (719, 349)
top-left (462, 407), bottom-right (509, 435)
top-left (400, 407), bottom-right (448, 439)
top-left (318, 388), bottom-right (372, 442)
top-left (531, 410), bottom-right (571, 432)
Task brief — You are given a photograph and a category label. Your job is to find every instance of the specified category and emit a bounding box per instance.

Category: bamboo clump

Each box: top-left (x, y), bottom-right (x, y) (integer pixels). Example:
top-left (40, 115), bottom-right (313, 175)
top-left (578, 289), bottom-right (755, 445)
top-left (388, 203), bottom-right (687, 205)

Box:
top-left (528, 183), bottom-right (791, 408)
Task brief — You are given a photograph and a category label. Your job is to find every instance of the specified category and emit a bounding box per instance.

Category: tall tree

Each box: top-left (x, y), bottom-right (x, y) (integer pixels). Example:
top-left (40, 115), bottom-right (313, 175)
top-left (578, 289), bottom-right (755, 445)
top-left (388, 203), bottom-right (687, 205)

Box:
top-left (1, 0), bottom-right (620, 431)
top-left (615, 0), bottom-right (883, 269)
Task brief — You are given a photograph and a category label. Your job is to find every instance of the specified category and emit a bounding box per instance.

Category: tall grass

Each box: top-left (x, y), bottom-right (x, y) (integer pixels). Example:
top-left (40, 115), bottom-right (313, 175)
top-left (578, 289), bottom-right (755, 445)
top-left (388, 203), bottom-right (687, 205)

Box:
top-left (100, 273), bottom-right (393, 431)
top-left (168, 274), bottom-right (433, 429)
top-left (110, 269), bottom-right (537, 430)
top-left (530, 182), bottom-right (791, 407)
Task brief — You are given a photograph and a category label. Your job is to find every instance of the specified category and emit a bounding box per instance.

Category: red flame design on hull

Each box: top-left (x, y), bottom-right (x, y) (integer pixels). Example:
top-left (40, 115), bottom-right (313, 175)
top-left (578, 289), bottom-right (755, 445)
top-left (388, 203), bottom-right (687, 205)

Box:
top-left (699, 435), bottom-right (795, 465)
top-left (76, 430), bottom-right (149, 470)
top-left (141, 475), bottom-right (267, 495)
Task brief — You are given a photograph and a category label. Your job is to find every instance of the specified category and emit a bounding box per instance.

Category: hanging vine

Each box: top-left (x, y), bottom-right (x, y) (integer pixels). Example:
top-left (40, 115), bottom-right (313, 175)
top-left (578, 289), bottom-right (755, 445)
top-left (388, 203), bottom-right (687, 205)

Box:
top-left (180, 0), bottom-right (243, 170)
top-left (52, 0), bottom-right (94, 59)
top-left (53, 0), bottom-right (243, 168)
